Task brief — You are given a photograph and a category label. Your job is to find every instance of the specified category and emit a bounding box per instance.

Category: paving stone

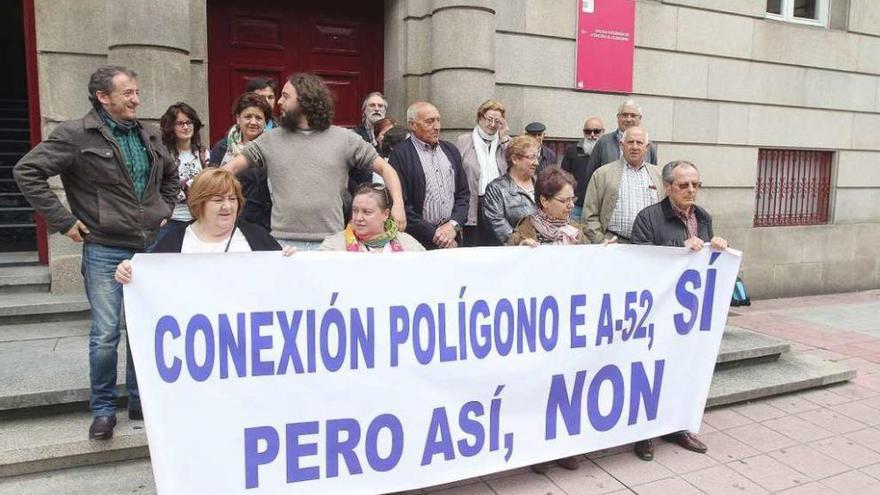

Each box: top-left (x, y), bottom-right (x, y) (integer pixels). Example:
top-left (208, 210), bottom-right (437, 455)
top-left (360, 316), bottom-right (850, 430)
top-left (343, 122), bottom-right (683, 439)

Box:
top-left (730, 401), bottom-right (788, 422)
top-left (776, 481), bottom-right (844, 494)
top-left (727, 454), bottom-right (811, 492)
top-left (485, 472), bottom-right (564, 495)
top-left (701, 408), bottom-right (753, 431)
top-left (796, 408), bottom-right (867, 434)
top-left (768, 444), bottom-right (852, 480)
top-left (762, 415), bottom-right (836, 443)
top-left (821, 470), bottom-right (880, 493)
top-left (844, 427), bottom-right (880, 454)
top-left (700, 431), bottom-right (760, 463)
top-left (858, 462), bottom-right (880, 481)
top-left (630, 476), bottom-right (704, 495)
top-left (652, 442), bottom-right (718, 474)
top-left (809, 435), bottom-right (880, 468)
top-left (830, 400), bottom-right (880, 426)
top-left (723, 423), bottom-right (799, 453)
top-left (681, 464), bottom-right (768, 495)
top-left (762, 394), bottom-right (827, 414)
top-left (592, 451), bottom-right (676, 487)
top-left (827, 381), bottom-right (880, 400)
top-left (543, 460), bottom-right (627, 495)
top-left (427, 480), bottom-right (495, 495)
top-left (797, 388), bottom-right (854, 407)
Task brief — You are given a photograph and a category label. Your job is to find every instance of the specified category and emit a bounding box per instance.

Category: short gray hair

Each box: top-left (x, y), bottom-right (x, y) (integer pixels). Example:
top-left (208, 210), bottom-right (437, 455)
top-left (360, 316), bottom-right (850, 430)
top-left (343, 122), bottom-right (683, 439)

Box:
top-left (617, 98), bottom-right (642, 116)
top-left (406, 101), bottom-right (435, 123)
top-left (88, 65), bottom-right (137, 109)
top-left (661, 160), bottom-right (698, 184)
top-left (361, 91), bottom-right (387, 112)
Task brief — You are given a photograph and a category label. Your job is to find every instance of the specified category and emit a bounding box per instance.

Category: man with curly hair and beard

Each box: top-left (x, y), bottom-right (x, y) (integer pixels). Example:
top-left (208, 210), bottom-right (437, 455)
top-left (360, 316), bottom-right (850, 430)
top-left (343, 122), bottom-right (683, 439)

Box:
top-left (225, 73), bottom-right (406, 250)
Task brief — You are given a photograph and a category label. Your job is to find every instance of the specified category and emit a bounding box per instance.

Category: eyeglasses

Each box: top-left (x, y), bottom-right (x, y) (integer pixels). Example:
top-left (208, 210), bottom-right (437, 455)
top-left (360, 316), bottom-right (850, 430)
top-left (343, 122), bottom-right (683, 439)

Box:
top-left (617, 112), bottom-right (641, 119)
top-left (674, 181), bottom-right (703, 190)
top-left (516, 153), bottom-right (539, 161)
top-left (481, 115), bottom-right (503, 126)
top-left (551, 196), bottom-right (575, 205)
top-left (174, 121), bottom-right (194, 128)
top-left (583, 128), bottom-right (604, 135)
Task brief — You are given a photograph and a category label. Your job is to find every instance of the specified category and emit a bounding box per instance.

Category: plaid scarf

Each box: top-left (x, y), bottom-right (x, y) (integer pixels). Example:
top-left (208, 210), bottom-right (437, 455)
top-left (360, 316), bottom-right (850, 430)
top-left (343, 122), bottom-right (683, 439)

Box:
top-left (100, 109), bottom-right (150, 198)
top-left (344, 219), bottom-right (403, 252)
top-left (531, 210), bottom-right (580, 245)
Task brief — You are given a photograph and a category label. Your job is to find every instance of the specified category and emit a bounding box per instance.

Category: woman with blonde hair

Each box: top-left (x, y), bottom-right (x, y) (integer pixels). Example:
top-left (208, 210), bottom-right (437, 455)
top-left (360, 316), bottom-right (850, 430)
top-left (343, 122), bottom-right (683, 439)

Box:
top-left (455, 99), bottom-right (510, 245)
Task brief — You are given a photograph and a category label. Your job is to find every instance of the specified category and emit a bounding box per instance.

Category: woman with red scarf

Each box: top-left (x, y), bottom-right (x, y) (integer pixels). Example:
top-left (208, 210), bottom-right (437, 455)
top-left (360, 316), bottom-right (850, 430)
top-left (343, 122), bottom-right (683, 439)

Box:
top-left (319, 184), bottom-right (424, 252)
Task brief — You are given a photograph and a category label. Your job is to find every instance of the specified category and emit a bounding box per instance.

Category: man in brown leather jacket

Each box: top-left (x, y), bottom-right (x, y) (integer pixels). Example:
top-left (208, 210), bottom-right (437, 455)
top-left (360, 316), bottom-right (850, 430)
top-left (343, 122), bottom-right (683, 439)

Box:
top-left (14, 65), bottom-right (178, 440)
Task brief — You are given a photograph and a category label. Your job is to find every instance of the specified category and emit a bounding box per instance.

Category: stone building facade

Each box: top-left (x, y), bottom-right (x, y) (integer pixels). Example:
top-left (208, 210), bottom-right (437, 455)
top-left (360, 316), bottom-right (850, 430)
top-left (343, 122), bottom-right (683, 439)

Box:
top-left (25, 0), bottom-right (880, 298)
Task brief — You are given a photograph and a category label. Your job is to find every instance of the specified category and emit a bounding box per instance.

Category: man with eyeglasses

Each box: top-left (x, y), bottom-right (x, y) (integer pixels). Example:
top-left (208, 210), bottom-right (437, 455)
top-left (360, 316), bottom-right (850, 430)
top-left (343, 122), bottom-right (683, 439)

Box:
top-left (631, 160), bottom-right (728, 251)
top-left (586, 99), bottom-right (658, 182)
top-left (582, 126), bottom-right (664, 244)
top-left (628, 160), bottom-right (726, 463)
top-left (561, 116), bottom-right (604, 220)
top-left (14, 65), bottom-right (179, 440)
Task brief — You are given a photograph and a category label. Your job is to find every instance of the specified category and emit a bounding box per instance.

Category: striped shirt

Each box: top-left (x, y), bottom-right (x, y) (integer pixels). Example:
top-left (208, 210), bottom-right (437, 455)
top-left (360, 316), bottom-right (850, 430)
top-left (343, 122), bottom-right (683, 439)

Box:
top-left (608, 160), bottom-right (659, 238)
top-left (671, 202), bottom-right (699, 238)
top-left (411, 135), bottom-right (455, 226)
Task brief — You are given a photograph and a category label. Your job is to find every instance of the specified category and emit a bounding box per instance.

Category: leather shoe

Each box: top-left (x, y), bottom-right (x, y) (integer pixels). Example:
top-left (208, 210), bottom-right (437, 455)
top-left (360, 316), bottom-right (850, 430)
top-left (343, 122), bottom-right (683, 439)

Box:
top-left (664, 431), bottom-right (707, 453)
top-left (88, 416), bottom-right (117, 440)
top-left (634, 439), bottom-right (654, 461)
top-left (128, 407), bottom-right (143, 421)
top-left (555, 456), bottom-right (579, 470)
top-left (529, 462), bottom-right (550, 474)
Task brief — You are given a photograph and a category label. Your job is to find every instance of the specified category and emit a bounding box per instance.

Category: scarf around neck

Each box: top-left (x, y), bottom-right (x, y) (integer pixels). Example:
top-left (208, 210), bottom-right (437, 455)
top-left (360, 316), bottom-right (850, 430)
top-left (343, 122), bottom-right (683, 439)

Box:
top-left (344, 219), bottom-right (403, 252)
top-left (531, 210), bottom-right (580, 245)
top-left (98, 107), bottom-right (139, 133)
top-left (472, 126), bottom-right (500, 195)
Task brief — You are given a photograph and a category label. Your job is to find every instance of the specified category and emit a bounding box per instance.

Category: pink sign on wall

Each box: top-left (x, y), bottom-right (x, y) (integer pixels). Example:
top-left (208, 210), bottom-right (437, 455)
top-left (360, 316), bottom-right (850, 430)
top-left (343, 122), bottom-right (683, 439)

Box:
top-left (575, 0), bottom-right (636, 93)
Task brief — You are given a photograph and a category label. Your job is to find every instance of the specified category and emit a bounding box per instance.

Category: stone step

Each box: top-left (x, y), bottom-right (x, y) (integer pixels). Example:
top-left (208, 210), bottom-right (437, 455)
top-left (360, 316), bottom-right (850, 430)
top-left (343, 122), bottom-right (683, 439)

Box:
top-left (0, 409), bottom-right (148, 478)
top-left (0, 251), bottom-right (38, 267)
top-left (0, 459), bottom-right (155, 495)
top-left (0, 293), bottom-right (90, 325)
top-left (715, 326), bottom-right (790, 369)
top-left (0, 324), bottom-right (125, 411)
top-left (706, 353), bottom-right (857, 408)
top-left (0, 265), bottom-right (49, 294)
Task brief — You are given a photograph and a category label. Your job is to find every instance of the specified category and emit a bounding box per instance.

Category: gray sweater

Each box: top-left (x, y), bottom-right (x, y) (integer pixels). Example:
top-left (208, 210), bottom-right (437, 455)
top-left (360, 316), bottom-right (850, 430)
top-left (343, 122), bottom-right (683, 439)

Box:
top-left (242, 126), bottom-right (377, 241)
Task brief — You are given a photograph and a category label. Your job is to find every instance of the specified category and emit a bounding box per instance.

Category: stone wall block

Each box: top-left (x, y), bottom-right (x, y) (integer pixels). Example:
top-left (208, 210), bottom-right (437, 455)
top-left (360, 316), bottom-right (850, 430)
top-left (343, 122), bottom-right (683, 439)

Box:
top-left (37, 54), bottom-right (107, 123)
top-left (523, 0), bottom-right (576, 39)
top-left (35, 0), bottom-right (106, 54)
top-left (833, 189), bottom-right (880, 224)
top-left (662, 0), bottom-right (765, 18)
top-left (716, 103), bottom-right (750, 145)
top-left (429, 70), bottom-right (496, 130)
top-left (431, 8), bottom-right (495, 71)
top-left (854, 224), bottom-right (880, 260)
top-left (107, 48), bottom-right (191, 120)
top-left (635, 1), bottom-right (677, 50)
top-left (676, 8), bottom-right (753, 59)
top-left (751, 20), bottom-right (859, 72)
top-left (671, 99), bottom-right (718, 143)
top-left (189, 0), bottom-right (207, 61)
top-left (857, 35), bottom-right (880, 75)
top-left (694, 188), bottom-right (754, 227)
top-left (773, 262), bottom-right (825, 297)
top-left (803, 69), bottom-right (877, 113)
top-left (851, 113), bottom-right (880, 150)
top-left (432, 0), bottom-right (496, 12)
top-left (404, 18), bottom-right (433, 75)
top-left (658, 144), bottom-right (757, 187)
top-left (836, 151), bottom-right (880, 188)
top-left (746, 106), bottom-right (853, 150)
top-left (707, 58), bottom-right (805, 108)
top-left (633, 49), bottom-right (708, 99)
top-left (495, 33), bottom-right (573, 88)
top-left (849, 0), bottom-right (880, 37)
top-left (822, 259), bottom-right (878, 292)
top-left (106, 0), bottom-right (191, 53)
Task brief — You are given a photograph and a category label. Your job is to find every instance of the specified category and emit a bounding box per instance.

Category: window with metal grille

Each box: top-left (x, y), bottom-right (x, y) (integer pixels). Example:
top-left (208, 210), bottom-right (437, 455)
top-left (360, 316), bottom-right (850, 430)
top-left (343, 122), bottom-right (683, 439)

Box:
top-left (754, 149), bottom-right (832, 227)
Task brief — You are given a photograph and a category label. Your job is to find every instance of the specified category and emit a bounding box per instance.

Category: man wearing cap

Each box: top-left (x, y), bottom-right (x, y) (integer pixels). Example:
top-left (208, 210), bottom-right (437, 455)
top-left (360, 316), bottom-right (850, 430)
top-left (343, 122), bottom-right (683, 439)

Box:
top-left (562, 116), bottom-right (604, 221)
top-left (525, 122), bottom-right (556, 174)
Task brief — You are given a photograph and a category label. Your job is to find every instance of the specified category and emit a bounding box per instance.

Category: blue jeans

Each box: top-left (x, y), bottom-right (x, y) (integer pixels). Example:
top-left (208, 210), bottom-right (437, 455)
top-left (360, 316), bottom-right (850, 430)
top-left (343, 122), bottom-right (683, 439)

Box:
top-left (571, 206), bottom-right (583, 223)
top-left (81, 243), bottom-right (140, 417)
top-left (276, 239), bottom-right (322, 251)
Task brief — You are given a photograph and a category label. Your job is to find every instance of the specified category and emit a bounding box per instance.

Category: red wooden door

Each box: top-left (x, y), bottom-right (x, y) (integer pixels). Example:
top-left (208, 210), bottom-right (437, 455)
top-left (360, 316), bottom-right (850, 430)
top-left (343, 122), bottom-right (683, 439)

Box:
top-left (207, 0), bottom-right (384, 143)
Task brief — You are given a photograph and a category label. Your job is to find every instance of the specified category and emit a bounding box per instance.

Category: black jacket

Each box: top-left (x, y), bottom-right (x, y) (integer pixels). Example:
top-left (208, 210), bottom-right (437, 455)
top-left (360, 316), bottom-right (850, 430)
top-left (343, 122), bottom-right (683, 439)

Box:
top-left (479, 174), bottom-right (536, 246)
top-left (561, 143), bottom-right (591, 207)
top-left (14, 109), bottom-right (178, 249)
top-left (631, 197), bottom-right (713, 247)
top-left (152, 219), bottom-right (281, 253)
top-left (389, 138), bottom-right (469, 248)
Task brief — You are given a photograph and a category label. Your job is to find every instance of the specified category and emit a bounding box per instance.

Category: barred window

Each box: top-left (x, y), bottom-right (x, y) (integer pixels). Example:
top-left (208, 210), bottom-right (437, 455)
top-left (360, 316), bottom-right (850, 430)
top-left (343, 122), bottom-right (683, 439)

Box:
top-left (754, 149), bottom-right (832, 227)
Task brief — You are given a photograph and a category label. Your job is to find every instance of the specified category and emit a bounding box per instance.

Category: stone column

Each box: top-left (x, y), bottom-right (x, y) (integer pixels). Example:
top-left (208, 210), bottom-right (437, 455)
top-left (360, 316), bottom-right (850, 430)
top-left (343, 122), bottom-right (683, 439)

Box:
top-left (106, 0), bottom-right (192, 121)
top-left (428, 0), bottom-right (497, 133)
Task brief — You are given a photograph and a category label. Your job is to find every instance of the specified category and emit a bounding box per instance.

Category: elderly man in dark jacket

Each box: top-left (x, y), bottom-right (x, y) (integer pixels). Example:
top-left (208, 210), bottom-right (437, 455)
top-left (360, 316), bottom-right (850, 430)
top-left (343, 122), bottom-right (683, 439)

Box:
top-left (629, 160), bottom-right (727, 462)
top-left (14, 65), bottom-right (179, 441)
top-left (631, 160), bottom-right (728, 251)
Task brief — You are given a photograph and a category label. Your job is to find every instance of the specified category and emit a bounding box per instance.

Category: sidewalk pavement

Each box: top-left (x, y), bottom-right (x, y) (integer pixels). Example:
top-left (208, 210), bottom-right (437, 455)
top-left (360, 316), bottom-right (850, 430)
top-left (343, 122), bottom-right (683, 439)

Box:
top-left (404, 289), bottom-right (880, 495)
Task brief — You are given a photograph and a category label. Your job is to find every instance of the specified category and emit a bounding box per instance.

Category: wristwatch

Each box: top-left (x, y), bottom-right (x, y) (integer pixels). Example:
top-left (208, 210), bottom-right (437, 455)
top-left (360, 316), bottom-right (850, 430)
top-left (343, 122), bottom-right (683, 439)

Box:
top-left (449, 220), bottom-right (462, 233)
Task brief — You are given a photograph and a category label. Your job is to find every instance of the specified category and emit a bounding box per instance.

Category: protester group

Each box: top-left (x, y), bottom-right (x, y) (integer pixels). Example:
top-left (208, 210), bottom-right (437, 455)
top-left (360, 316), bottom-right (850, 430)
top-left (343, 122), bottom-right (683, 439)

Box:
top-left (12, 65), bottom-right (730, 475)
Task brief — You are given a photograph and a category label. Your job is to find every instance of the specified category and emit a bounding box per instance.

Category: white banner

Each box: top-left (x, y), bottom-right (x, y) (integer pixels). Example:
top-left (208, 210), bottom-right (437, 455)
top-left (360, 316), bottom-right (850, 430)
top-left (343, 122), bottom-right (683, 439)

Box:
top-left (123, 244), bottom-right (741, 494)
